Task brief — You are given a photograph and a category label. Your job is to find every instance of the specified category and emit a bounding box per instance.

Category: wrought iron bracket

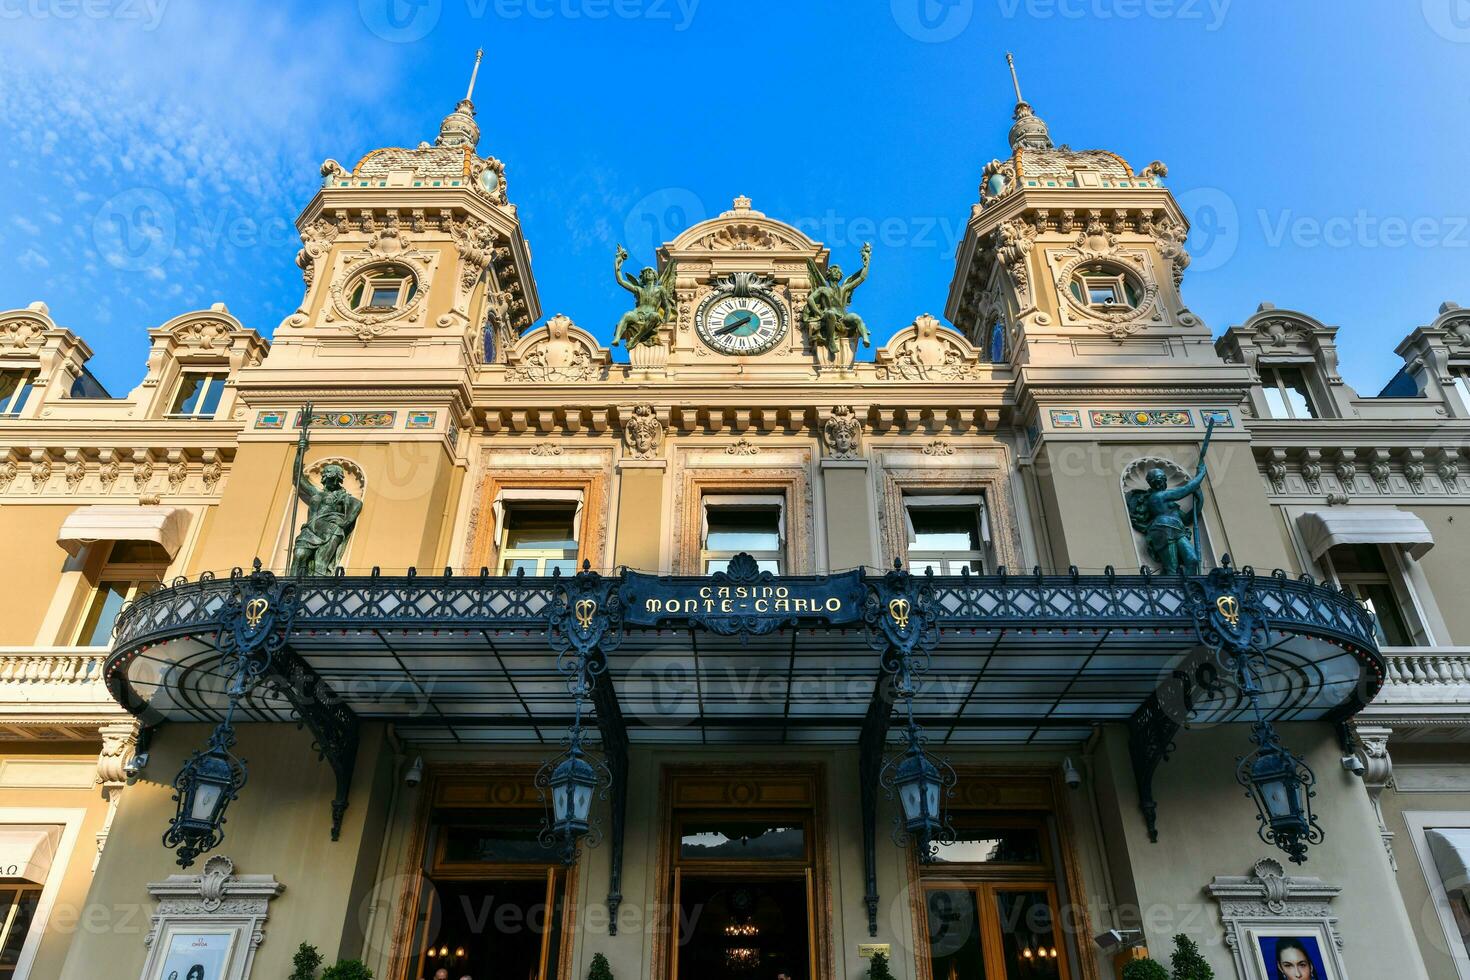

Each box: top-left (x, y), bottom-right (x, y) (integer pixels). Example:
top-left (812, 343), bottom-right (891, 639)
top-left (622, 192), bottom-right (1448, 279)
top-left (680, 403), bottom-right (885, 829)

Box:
top-left (1128, 668), bottom-right (1194, 843)
top-left (857, 673), bottom-right (897, 937)
top-left (590, 659), bottom-right (629, 935)
top-left (266, 647), bottom-right (360, 840)
top-left (548, 563), bottom-right (630, 933)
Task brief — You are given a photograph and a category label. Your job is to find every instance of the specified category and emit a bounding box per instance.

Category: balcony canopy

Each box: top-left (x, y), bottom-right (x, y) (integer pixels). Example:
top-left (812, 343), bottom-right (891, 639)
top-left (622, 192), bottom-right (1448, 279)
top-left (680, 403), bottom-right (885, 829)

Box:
top-left (104, 563), bottom-right (1383, 747)
top-left (57, 504), bottom-right (190, 558)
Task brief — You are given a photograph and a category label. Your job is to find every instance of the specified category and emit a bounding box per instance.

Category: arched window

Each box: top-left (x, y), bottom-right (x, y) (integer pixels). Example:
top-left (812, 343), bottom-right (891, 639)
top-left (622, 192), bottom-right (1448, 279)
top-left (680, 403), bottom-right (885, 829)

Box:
top-left (988, 322), bottom-right (1007, 363)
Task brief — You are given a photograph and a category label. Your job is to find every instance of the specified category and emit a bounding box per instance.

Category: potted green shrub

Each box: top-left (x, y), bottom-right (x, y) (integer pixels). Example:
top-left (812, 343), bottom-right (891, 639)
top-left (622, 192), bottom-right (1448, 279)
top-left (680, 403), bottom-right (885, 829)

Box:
top-left (1121, 957), bottom-right (1169, 980)
top-left (288, 943), bottom-right (323, 980)
top-left (320, 960), bottom-right (373, 980)
top-left (1169, 934), bottom-right (1215, 980)
top-left (588, 952), bottom-right (615, 980)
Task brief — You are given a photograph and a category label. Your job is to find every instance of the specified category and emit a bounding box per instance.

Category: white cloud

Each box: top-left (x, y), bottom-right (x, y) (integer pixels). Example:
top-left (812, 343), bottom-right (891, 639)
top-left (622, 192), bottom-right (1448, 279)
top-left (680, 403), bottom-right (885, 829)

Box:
top-left (11, 216), bottom-right (41, 235)
top-left (18, 248), bottom-right (49, 271)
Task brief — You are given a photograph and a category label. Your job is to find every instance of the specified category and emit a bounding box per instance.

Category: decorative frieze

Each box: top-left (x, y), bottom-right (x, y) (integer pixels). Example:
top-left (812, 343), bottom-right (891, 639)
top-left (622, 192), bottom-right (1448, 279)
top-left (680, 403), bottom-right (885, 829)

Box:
top-left (1258, 445), bottom-right (1468, 499)
top-left (0, 447), bottom-right (232, 500)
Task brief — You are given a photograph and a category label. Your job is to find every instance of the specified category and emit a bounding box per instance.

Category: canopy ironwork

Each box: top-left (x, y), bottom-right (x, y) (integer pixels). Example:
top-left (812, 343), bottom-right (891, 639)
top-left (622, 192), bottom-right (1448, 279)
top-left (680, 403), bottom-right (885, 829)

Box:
top-left (104, 555), bottom-right (1382, 934)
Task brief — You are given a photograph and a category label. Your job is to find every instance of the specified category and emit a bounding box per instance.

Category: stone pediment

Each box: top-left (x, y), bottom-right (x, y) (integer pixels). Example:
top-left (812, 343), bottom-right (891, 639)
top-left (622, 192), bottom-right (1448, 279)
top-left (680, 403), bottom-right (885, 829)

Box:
top-left (664, 196), bottom-right (825, 260)
top-left (504, 314), bottom-right (610, 382)
top-left (874, 314), bottom-right (986, 380)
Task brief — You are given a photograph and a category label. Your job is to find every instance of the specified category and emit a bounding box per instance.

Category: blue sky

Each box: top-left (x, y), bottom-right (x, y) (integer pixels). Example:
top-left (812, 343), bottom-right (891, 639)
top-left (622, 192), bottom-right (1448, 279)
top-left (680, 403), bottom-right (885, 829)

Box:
top-left (2, 0), bottom-right (1468, 396)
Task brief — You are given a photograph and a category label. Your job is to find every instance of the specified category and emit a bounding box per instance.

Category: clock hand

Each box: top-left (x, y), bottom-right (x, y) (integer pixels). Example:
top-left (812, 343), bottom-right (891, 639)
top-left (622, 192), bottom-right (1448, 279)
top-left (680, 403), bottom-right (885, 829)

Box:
top-left (716, 313), bottom-right (755, 336)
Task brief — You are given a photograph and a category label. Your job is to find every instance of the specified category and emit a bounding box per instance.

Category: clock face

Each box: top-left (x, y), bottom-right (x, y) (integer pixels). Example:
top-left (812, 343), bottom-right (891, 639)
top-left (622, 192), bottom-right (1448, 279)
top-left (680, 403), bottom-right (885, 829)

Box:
top-left (696, 293), bottom-right (785, 355)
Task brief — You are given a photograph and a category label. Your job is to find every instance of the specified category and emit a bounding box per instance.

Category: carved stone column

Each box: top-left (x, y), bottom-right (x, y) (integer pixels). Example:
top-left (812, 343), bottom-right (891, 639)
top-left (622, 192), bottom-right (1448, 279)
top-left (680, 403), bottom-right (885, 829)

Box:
top-left (93, 720), bottom-right (139, 870)
top-left (1355, 723), bottom-right (1397, 870)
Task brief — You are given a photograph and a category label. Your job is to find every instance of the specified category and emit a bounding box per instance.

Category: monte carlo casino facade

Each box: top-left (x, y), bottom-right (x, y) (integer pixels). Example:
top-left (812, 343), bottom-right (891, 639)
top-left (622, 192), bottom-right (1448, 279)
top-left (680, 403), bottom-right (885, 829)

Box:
top-left (5, 78), bottom-right (1470, 980)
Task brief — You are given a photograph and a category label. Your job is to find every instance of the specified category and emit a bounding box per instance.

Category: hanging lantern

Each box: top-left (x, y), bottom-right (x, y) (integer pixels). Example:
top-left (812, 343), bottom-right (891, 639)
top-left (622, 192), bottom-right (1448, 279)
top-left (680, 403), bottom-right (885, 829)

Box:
top-left (879, 716), bottom-right (955, 862)
top-left (1237, 729), bottom-right (1321, 865)
top-left (550, 738), bottom-right (598, 838)
top-left (538, 724), bottom-right (610, 864)
top-left (163, 723), bottom-right (246, 868)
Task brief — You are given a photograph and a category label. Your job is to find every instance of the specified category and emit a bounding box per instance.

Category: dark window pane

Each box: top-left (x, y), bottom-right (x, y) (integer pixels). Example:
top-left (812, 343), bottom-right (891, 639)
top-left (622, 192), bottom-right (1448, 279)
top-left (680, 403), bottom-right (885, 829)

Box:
top-left (0, 888), bottom-right (40, 970)
top-left (933, 824), bottom-right (1044, 865)
top-left (1331, 544), bottom-right (1388, 575)
top-left (679, 822), bottom-right (805, 860)
top-left (0, 372), bottom-right (34, 414)
top-left (1353, 582), bottom-right (1412, 646)
top-left (369, 285), bottom-right (401, 309)
top-left (994, 890), bottom-right (1063, 979)
top-left (926, 889), bottom-right (986, 980)
top-left (78, 582), bottom-right (130, 646)
top-left (504, 505), bottom-right (577, 550)
top-left (198, 376), bottom-right (225, 416)
top-left (440, 812), bottom-right (547, 864)
top-left (108, 540), bottom-right (171, 564)
top-left (170, 374), bottom-right (205, 414)
top-left (705, 507), bottom-right (781, 552)
top-left (910, 506), bottom-right (981, 551)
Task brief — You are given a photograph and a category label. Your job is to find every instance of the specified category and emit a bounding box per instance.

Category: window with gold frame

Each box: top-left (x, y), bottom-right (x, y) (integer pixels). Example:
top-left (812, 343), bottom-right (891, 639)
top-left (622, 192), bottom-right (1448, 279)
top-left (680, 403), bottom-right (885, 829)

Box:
top-left (395, 769), bottom-right (577, 980)
top-left (912, 774), bottom-right (1090, 980)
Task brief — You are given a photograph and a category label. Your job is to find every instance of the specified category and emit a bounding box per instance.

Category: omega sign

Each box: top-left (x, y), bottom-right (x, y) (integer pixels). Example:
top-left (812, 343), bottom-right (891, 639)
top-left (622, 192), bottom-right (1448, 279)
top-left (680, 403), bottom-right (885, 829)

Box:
top-left (622, 567), bottom-right (865, 635)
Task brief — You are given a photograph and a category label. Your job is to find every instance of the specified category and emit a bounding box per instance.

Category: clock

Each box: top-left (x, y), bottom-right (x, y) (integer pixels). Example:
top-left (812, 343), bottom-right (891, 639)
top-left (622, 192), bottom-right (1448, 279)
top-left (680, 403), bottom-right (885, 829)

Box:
top-left (696, 292), bottom-right (786, 355)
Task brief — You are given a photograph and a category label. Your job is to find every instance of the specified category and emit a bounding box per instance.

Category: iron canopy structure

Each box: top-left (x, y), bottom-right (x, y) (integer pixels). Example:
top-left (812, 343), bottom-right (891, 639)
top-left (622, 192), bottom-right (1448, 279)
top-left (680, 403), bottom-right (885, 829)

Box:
top-left (105, 555), bottom-right (1382, 931)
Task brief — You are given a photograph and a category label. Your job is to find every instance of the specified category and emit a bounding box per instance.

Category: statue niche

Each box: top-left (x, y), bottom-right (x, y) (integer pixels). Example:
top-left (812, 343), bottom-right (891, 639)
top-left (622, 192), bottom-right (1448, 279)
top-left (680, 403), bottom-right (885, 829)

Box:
top-left (291, 459), bottom-right (363, 576)
top-left (1122, 457), bottom-right (1210, 575)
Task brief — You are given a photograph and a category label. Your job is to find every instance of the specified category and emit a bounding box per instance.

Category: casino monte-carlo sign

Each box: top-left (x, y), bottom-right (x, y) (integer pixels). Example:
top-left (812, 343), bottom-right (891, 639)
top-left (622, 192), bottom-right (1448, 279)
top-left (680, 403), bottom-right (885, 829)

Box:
top-left (621, 566), bottom-right (866, 636)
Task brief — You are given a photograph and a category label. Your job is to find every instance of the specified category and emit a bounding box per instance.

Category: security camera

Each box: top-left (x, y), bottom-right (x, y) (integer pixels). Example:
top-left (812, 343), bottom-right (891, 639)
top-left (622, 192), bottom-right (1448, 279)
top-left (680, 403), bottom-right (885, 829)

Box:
top-left (1062, 757), bottom-right (1082, 790)
top-left (1341, 754), bottom-right (1367, 776)
top-left (124, 752), bottom-right (149, 777)
top-left (1094, 929), bottom-right (1144, 953)
top-left (404, 756), bottom-right (424, 787)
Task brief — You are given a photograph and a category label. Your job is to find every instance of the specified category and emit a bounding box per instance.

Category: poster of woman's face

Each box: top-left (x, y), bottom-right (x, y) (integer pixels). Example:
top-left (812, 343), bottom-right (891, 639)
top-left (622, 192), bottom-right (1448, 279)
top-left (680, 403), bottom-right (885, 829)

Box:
top-left (1257, 934), bottom-right (1332, 980)
top-left (156, 932), bottom-right (233, 980)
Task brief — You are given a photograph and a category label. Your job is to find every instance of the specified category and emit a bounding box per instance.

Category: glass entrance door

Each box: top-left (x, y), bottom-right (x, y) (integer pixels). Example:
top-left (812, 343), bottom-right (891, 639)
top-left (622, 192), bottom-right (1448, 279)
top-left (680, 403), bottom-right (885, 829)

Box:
top-left (668, 809), bottom-right (818, 980)
top-left (924, 883), bottom-right (1069, 980)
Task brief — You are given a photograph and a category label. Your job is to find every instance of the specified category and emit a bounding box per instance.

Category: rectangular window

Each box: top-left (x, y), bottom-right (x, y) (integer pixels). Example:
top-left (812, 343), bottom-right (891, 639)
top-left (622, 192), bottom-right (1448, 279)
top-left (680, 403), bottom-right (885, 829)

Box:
top-left (905, 495), bottom-right (989, 575)
top-left (1325, 543), bottom-right (1414, 647)
top-left (168, 371), bottom-right (228, 418)
top-left (1259, 365), bottom-right (1317, 419)
top-left (497, 502), bottom-right (579, 577)
top-left (0, 371), bottom-right (36, 417)
top-left (73, 541), bottom-right (169, 646)
top-left (701, 495), bottom-right (784, 574)
top-left (0, 884), bottom-right (42, 978)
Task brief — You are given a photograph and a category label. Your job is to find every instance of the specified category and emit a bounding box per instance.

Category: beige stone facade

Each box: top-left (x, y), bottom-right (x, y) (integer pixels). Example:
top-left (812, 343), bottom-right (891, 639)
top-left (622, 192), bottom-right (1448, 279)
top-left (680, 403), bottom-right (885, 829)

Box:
top-left (0, 85), bottom-right (1467, 980)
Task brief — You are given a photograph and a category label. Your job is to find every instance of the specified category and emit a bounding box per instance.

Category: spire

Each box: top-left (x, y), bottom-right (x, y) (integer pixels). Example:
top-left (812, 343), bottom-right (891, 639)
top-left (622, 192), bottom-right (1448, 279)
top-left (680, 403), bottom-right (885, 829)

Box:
top-left (436, 49), bottom-right (484, 149)
top-left (1004, 52), bottom-right (1052, 153)
top-left (465, 48), bottom-right (483, 101)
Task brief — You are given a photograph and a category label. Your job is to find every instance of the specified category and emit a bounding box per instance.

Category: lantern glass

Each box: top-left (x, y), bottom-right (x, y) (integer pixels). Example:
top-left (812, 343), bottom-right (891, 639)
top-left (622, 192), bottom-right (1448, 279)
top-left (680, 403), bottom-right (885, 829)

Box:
top-left (1251, 750), bottom-right (1301, 825)
top-left (552, 784), bottom-right (570, 822)
top-left (191, 782), bottom-right (224, 823)
top-left (899, 782), bottom-right (923, 826)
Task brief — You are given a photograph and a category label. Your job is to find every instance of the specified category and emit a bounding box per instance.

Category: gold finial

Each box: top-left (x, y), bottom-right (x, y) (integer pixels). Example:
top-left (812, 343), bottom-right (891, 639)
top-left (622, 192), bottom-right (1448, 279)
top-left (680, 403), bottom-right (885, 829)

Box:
top-left (465, 48), bottom-right (484, 102)
top-left (1005, 52), bottom-right (1024, 105)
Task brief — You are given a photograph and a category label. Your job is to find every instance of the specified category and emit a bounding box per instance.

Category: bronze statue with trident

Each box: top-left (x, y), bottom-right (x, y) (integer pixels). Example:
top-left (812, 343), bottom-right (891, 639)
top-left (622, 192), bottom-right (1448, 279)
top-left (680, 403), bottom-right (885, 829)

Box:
top-left (1127, 417), bottom-right (1215, 575)
top-left (287, 402), bottom-right (363, 576)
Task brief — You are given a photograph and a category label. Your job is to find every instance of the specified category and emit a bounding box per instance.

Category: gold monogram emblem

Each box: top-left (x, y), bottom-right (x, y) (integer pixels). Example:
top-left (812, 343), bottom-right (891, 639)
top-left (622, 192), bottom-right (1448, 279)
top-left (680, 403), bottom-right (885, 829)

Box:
top-left (1215, 595), bottom-right (1240, 628)
top-left (574, 598), bottom-right (597, 630)
top-left (888, 597), bottom-right (911, 630)
top-left (244, 597), bottom-right (270, 629)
